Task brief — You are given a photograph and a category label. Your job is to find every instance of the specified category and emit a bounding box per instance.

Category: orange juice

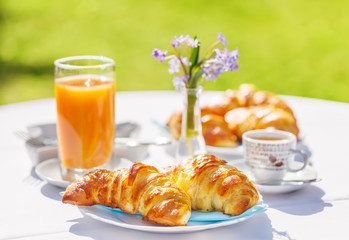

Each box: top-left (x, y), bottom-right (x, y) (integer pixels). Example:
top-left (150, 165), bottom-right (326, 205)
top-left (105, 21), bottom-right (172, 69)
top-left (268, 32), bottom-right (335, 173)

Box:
top-left (55, 75), bottom-right (115, 169)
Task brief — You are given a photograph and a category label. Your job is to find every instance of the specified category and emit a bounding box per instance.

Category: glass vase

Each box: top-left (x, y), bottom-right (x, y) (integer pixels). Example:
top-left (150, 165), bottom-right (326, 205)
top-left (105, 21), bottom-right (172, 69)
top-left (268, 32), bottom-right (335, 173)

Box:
top-left (175, 86), bottom-right (207, 162)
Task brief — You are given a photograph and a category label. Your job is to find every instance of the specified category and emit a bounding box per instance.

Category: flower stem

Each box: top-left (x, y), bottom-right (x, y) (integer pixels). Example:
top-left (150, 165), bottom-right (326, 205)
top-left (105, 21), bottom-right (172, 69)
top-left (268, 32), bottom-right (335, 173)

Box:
top-left (203, 40), bottom-right (220, 58)
top-left (188, 68), bottom-right (203, 88)
top-left (186, 92), bottom-right (198, 138)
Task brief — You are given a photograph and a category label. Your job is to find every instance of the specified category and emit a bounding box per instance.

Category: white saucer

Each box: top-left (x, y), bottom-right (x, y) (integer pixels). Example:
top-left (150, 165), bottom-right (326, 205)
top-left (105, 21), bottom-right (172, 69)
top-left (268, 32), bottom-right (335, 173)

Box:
top-left (246, 163), bottom-right (318, 194)
top-left (254, 180), bottom-right (312, 194)
top-left (35, 158), bottom-right (70, 188)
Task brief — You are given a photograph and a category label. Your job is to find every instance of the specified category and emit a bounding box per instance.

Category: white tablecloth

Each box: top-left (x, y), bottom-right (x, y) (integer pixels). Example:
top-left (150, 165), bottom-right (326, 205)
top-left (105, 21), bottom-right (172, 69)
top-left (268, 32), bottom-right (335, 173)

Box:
top-left (1, 91), bottom-right (349, 240)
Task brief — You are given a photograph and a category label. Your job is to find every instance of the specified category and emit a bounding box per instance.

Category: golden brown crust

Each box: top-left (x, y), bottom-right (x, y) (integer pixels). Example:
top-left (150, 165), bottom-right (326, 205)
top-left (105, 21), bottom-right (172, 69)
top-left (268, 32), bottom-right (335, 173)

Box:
top-left (201, 114), bottom-right (238, 148)
top-left (167, 112), bottom-right (238, 147)
top-left (62, 163), bottom-right (191, 226)
top-left (161, 154), bottom-right (259, 216)
top-left (222, 84), bottom-right (295, 116)
top-left (166, 111), bottom-right (182, 140)
top-left (225, 105), bottom-right (299, 139)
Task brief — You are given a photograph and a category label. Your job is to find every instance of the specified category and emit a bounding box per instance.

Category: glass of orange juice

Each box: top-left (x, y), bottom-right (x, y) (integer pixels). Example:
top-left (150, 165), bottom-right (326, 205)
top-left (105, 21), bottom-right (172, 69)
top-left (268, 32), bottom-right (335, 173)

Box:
top-left (54, 56), bottom-right (115, 181)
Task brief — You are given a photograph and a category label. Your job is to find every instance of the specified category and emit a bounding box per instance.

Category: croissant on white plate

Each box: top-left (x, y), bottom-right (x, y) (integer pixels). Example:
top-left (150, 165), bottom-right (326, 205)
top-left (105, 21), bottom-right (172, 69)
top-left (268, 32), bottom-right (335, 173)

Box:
top-left (161, 154), bottom-right (259, 216)
top-left (62, 162), bottom-right (191, 226)
top-left (225, 105), bottom-right (299, 140)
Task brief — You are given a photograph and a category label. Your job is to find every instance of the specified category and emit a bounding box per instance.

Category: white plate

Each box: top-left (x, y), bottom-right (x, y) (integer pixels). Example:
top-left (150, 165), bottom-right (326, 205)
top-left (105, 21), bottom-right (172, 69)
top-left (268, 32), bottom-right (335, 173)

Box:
top-left (35, 158), bottom-right (70, 188)
top-left (35, 158), bottom-right (136, 188)
top-left (234, 161), bottom-right (319, 194)
top-left (206, 145), bottom-right (243, 160)
top-left (79, 202), bottom-right (267, 233)
top-left (164, 142), bottom-right (244, 161)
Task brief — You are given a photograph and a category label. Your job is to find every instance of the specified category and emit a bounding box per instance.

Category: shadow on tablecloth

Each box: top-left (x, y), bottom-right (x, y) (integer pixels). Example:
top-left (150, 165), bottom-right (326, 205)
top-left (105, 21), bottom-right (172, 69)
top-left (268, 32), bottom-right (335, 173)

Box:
top-left (262, 184), bottom-right (332, 215)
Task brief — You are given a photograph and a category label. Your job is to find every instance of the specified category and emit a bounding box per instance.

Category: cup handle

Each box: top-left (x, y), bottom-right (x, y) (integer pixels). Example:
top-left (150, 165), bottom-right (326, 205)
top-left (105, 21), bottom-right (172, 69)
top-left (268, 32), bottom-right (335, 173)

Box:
top-left (288, 149), bottom-right (308, 172)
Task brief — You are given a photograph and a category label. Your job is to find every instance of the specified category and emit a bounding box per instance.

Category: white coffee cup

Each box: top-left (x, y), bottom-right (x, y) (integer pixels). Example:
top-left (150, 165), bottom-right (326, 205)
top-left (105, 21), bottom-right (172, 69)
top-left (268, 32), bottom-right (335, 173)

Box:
top-left (242, 129), bottom-right (308, 182)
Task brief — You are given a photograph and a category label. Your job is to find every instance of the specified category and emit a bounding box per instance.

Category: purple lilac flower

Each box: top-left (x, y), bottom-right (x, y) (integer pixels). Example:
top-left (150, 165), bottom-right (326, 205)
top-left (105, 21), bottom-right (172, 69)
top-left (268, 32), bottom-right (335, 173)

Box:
top-left (171, 35), bottom-right (189, 48)
top-left (180, 56), bottom-right (191, 66)
top-left (217, 32), bottom-right (228, 48)
top-left (203, 47), bottom-right (239, 81)
top-left (186, 38), bottom-right (199, 48)
top-left (173, 74), bottom-right (189, 90)
top-left (171, 36), bottom-right (181, 48)
top-left (202, 66), bottom-right (219, 81)
top-left (152, 48), bottom-right (167, 63)
top-left (171, 35), bottom-right (199, 48)
top-left (229, 48), bottom-right (239, 70)
top-left (168, 56), bottom-right (181, 74)
top-left (215, 48), bottom-right (239, 71)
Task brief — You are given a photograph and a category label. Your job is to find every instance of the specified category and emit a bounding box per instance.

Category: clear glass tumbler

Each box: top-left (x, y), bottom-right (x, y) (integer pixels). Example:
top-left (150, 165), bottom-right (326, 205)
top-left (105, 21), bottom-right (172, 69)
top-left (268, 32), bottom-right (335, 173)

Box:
top-left (54, 55), bottom-right (115, 181)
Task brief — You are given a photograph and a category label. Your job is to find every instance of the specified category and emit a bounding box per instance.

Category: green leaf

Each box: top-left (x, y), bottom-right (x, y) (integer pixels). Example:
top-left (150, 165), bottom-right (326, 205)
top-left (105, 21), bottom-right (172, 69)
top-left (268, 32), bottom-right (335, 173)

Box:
top-left (189, 37), bottom-right (200, 70)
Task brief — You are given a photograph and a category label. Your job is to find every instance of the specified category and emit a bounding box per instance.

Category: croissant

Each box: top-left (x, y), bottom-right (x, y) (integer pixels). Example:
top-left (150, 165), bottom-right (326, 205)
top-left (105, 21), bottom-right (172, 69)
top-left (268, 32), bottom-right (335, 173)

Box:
top-left (62, 163), bottom-right (191, 226)
top-left (225, 105), bottom-right (299, 139)
top-left (223, 84), bottom-right (295, 115)
top-left (198, 84), bottom-right (294, 119)
top-left (162, 154), bottom-right (259, 216)
top-left (167, 112), bottom-right (238, 148)
top-left (166, 110), bottom-right (182, 140)
top-left (201, 114), bottom-right (238, 148)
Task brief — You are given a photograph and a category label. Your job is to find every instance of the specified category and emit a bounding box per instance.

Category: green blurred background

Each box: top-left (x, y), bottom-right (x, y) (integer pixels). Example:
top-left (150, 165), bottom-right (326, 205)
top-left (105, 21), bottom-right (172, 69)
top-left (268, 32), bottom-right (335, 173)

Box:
top-left (1, 0), bottom-right (348, 105)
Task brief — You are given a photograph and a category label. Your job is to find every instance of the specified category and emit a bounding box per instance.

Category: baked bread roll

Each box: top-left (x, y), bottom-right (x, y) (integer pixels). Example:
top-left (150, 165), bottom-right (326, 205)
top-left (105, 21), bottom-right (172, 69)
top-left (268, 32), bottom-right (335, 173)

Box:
top-left (223, 84), bottom-right (294, 115)
top-left (199, 84), bottom-right (294, 117)
top-left (202, 114), bottom-right (238, 148)
top-left (62, 163), bottom-right (191, 226)
top-left (167, 110), bottom-right (182, 140)
top-left (167, 112), bottom-right (238, 148)
top-left (225, 105), bottom-right (299, 139)
top-left (162, 154), bottom-right (259, 216)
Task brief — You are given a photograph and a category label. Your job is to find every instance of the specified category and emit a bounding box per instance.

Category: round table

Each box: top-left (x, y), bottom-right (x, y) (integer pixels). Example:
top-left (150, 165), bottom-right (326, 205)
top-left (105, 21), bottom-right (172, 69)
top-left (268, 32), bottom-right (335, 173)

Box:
top-left (1, 91), bottom-right (349, 239)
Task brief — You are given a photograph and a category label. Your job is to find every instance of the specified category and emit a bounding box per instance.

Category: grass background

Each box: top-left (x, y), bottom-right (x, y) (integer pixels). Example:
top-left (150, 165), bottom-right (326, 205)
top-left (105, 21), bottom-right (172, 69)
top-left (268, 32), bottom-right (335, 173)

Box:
top-left (1, 0), bottom-right (348, 105)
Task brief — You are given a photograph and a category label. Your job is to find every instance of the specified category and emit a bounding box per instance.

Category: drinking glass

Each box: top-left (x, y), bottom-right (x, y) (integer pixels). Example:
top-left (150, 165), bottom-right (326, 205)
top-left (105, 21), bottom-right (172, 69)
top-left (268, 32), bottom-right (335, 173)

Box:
top-left (55, 55), bottom-right (115, 181)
